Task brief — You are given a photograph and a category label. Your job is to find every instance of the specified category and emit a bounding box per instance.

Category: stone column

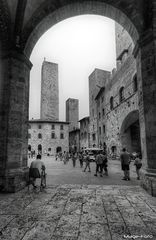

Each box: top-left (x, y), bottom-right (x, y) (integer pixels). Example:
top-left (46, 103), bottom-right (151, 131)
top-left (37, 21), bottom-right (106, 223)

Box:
top-left (0, 49), bottom-right (32, 192)
top-left (135, 30), bottom-right (156, 196)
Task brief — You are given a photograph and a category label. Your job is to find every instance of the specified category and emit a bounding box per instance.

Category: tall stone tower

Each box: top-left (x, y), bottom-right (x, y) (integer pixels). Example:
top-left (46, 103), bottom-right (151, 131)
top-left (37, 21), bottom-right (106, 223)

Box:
top-left (40, 60), bottom-right (59, 121)
top-left (66, 98), bottom-right (79, 132)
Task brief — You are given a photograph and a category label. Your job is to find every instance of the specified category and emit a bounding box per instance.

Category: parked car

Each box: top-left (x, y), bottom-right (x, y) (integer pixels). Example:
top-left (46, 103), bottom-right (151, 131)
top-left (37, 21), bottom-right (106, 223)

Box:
top-left (83, 148), bottom-right (103, 162)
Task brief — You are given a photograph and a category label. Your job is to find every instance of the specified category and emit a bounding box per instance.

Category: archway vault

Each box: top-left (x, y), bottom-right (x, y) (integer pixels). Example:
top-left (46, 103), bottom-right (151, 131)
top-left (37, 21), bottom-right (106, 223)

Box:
top-left (22, 1), bottom-right (142, 58)
top-left (120, 110), bottom-right (139, 135)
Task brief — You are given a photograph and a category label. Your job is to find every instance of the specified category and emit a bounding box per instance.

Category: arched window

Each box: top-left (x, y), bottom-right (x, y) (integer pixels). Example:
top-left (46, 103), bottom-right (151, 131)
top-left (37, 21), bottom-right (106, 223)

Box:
top-left (119, 87), bottom-right (124, 102)
top-left (51, 132), bottom-right (55, 139)
top-left (38, 133), bottom-right (42, 139)
top-left (133, 74), bottom-right (138, 92)
top-left (28, 145), bottom-right (31, 151)
top-left (110, 96), bottom-right (114, 110)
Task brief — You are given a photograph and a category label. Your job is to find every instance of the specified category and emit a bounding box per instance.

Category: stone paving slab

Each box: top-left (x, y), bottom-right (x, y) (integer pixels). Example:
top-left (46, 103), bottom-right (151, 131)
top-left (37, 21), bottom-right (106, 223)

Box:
top-left (0, 185), bottom-right (156, 240)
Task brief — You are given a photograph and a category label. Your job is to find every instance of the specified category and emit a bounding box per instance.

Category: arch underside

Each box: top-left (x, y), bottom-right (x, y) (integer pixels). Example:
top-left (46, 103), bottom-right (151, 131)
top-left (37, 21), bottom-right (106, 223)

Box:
top-left (23, 1), bottom-right (140, 58)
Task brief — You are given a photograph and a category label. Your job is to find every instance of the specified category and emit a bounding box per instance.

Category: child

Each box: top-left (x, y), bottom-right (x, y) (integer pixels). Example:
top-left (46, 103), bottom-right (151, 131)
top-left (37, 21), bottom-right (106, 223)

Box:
top-left (134, 154), bottom-right (142, 180)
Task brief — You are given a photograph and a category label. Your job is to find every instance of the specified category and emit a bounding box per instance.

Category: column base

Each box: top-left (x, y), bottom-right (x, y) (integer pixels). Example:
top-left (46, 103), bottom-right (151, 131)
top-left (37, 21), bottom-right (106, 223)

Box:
top-left (0, 167), bottom-right (29, 193)
top-left (140, 169), bottom-right (156, 197)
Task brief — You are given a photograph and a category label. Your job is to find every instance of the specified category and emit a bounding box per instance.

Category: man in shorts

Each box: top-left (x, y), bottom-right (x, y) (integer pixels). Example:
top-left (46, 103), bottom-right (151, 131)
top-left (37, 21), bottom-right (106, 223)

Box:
top-left (29, 154), bottom-right (46, 188)
top-left (120, 148), bottom-right (131, 180)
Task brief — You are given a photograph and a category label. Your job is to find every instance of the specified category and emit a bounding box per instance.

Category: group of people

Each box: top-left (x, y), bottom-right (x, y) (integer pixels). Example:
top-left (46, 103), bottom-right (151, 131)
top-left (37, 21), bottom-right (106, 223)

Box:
top-left (28, 147), bottom-right (142, 189)
top-left (120, 148), bottom-right (142, 180)
top-left (55, 151), bottom-right (69, 164)
top-left (70, 150), bottom-right (108, 177)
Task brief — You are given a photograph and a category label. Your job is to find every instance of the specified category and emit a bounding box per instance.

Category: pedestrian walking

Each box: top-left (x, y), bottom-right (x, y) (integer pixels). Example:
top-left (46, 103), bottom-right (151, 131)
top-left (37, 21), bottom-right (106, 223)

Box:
top-left (134, 154), bottom-right (142, 180)
top-left (102, 151), bottom-right (108, 176)
top-left (29, 154), bottom-right (46, 189)
top-left (94, 152), bottom-right (103, 177)
top-left (72, 152), bottom-right (77, 167)
top-left (120, 148), bottom-right (131, 180)
top-left (78, 151), bottom-right (83, 168)
top-left (63, 151), bottom-right (67, 164)
top-left (55, 153), bottom-right (58, 161)
top-left (83, 151), bottom-right (91, 172)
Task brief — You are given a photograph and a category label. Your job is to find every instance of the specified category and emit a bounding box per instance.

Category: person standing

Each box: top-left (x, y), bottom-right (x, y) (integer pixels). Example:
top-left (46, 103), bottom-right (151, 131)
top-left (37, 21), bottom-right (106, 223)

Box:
top-left (78, 151), bottom-right (83, 168)
top-left (94, 152), bottom-right (103, 177)
top-left (120, 148), bottom-right (131, 180)
top-left (72, 152), bottom-right (77, 167)
top-left (102, 151), bottom-right (108, 176)
top-left (83, 151), bottom-right (91, 172)
top-left (29, 154), bottom-right (46, 188)
top-left (134, 154), bottom-right (142, 180)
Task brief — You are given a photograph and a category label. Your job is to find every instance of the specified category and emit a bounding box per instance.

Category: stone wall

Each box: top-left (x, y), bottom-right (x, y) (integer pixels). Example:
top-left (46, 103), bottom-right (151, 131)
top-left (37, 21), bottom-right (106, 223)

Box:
top-left (28, 121), bottom-right (69, 155)
top-left (115, 22), bottom-right (134, 60)
top-left (105, 55), bottom-right (138, 156)
top-left (40, 60), bottom-right (59, 121)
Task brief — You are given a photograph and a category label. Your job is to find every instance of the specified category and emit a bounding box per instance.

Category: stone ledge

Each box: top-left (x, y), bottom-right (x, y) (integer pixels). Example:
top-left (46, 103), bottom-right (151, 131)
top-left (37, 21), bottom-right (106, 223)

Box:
top-left (0, 167), bottom-right (29, 193)
top-left (140, 170), bottom-right (156, 197)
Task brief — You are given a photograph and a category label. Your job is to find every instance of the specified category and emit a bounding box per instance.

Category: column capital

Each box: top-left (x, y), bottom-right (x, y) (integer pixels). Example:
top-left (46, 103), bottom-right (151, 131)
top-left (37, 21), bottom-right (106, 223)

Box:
top-left (1, 49), bottom-right (33, 70)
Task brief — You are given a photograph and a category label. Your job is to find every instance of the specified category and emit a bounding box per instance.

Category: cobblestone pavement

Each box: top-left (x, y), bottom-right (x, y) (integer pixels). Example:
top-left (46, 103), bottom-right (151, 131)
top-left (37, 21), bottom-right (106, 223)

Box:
top-left (0, 184), bottom-right (156, 240)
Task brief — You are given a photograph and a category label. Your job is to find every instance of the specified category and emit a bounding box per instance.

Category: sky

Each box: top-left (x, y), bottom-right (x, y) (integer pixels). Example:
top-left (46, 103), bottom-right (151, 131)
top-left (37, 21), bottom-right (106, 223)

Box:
top-left (29, 15), bottom-right (116, 121)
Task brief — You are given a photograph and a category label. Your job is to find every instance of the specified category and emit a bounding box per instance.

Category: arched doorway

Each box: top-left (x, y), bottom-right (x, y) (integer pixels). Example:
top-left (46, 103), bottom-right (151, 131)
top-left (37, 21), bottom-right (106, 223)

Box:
top-left (56, 146), bottom-right (62, 154)
top-left (38, 144), bottom-right (42, 154)
top-left (120, 110), bottom-right (141, 154)
top-left (0, 1), bottom-right (156, 194)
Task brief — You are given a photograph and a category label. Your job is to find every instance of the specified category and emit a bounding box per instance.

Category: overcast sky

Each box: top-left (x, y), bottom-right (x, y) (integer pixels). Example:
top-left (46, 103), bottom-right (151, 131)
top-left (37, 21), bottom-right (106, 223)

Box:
top-left (29, 15), bottom-right (116, 121)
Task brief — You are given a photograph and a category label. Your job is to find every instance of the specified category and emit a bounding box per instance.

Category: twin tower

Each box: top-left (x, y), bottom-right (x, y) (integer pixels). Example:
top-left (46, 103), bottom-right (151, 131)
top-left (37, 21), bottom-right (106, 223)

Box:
top-left (40, 59), bottom-right (79, 131)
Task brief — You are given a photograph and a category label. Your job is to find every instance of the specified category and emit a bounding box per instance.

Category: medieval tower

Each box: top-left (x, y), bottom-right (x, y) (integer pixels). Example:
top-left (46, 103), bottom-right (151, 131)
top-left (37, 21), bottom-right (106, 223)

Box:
top-left (66, 98), bottom-right (79, 132)
top-left (40, 60), bottom-right (59, 121)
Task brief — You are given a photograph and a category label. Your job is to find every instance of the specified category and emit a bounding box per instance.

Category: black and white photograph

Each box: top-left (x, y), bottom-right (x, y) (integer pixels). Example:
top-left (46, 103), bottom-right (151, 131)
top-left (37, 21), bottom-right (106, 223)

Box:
top-left (0, 0), bottom-right (156, 239)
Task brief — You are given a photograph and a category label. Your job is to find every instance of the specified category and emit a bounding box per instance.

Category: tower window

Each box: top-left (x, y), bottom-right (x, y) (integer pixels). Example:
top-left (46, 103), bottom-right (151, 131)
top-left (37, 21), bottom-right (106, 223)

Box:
top-left (133, 74), bottom-right (138, 92)
top-left (38, 124), bottom-right (42, 129)
top-left (99, 112), bottom-right (101, 119)
top-left (103, 125), bottom-right (105, 134)
top-left (51, 132), bottom-right (55, 139)
top-left (92, 133), bottom-right (96, 141)
top-left (60, 124), bottom-right (64, 130)
top-left (51, 124), bottom-right (55, 130)
top-left (119, 87), bottom-right (124, 102)
top-left (110, 96), bottom-right (114, 110)
top-left (60, 133), bottom-right (64, 139)
top-left (99, 127), bottom-right (101, 135)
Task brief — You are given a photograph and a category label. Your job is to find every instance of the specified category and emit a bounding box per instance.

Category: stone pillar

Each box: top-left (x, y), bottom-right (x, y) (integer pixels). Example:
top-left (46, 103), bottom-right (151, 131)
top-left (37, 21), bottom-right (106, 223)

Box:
top-left (0, 50), bottom-right (32, 192)
top-left (135, 30), bottom-right (156, 196)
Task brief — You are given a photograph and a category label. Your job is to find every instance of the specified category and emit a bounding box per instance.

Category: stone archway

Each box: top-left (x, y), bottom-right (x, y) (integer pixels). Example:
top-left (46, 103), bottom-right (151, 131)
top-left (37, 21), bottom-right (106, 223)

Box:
top-left (22, 1), bottom-right (140, 58)
top-left (120, 110), bottom-right (141, 154)
top-left (0, 1), bottom-right (156, 194)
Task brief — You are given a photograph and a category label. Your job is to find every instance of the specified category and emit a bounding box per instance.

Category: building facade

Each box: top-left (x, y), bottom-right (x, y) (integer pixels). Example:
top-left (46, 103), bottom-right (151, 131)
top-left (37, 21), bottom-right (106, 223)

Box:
top-left (66, 98), bottom-right (79, 132)
top-left (79, 117), bottom-right (90, 149)
top-left (89, 69), bottom-right (110, 148)
top-left (69, 129), bottom-right (80, 153)
top-left (40, 60), bottom-right (59, 121)
top-left (89, 23), bottom-right (140, 157)
top-left (28, 120), bottom-right (69, 155)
